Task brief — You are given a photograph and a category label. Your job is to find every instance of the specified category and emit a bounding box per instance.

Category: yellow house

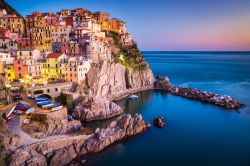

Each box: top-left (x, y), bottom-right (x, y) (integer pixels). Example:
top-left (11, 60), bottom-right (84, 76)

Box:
top-left (61, 10), bottom-right (71, 16)
top-left (28, 26), bottom-right (53, 52)
top-left (4, 64), bottom-right (15, 83)
top-left (101, 21), bottom-right (109, 31)
top-left (44, 53), bottom-right (68, 78)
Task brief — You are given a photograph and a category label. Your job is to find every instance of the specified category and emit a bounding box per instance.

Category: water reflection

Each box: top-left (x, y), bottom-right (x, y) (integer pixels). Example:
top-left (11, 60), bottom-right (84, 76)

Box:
top-left (115, 90), bottom-right (154, 115)
top-left (83, 90), bottom-right (154, 130)
top-left (85, 143), bottom-right (125, 166)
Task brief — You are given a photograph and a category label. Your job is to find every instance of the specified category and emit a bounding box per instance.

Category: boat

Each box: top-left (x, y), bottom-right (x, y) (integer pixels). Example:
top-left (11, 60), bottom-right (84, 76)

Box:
top-left (36, 101), bottom-right (50, 104)
top-left (27, 94), bottom-right (35, 99)
top-left (15, 105), bottom-right (27, 112)
top-left (23, 117), bottom-right (31, 124)
top-left (6, 113), bottom-right (16, 123)
top-left (25, 108), bottom-right (34, 114)
top-left (129, 95), bottom-right (139, 100)
top-left (36, 97), bottom-right (49, 101)
top-left (36, 100), bottom-right (49, 103)
top-left (13, 110), bottom-right (23, 115)
top-left (37, 101), bottom-right (52, 107)
top-left (51, 105), bottom-right (64, 112)
top-left (42, 103), bottom-right (54, 109)
top-left (48, 103), bottom-right (61, 109)
top-left (6, 105), bottom-right (16, 118)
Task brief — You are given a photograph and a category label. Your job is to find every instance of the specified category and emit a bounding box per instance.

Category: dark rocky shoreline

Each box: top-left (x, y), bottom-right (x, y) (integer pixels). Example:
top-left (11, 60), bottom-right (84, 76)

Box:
top-left (6, 114), bottom-right (150, 166)
top-left (155, 76), bottom-right (244, 111)
top-left (168, 86), bottom-right (243, 110)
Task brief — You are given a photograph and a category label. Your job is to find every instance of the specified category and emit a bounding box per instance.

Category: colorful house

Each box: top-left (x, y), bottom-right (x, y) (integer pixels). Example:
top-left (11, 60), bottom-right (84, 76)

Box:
top-left (44, 53), bottom-right (68, 78)
top-left (65, 57), bottom-right (91, 84)
top-left (14, 48), bottom-right (41, 79)
top-left (4, 64), bottom-right (15, 82)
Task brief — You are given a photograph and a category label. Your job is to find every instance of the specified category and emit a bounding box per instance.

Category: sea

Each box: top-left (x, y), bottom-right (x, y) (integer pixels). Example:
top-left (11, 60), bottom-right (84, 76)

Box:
top-left (85, 51), bottom-right (250, 166)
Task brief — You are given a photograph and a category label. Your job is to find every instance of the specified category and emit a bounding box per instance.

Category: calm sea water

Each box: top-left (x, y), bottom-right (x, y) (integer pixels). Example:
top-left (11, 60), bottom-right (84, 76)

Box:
top-left (86, 52), bottom-right (250, 166)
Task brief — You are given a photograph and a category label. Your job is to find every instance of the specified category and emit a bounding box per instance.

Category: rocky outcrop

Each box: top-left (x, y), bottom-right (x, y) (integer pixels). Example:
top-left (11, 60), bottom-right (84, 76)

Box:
top-left (79, 61), bottom-right (155, 98)
top-left (155, 76), bottom-right (171, 90)
top-left (22, 108), bottom-right (81, 138)
top-left (0, 123), bottom-right (20, 164)
top-left (169, 86), bottom-right (244, 110)
top-left (154, 116), bottom-right (166, 128)
top-left (73, 96), bottom-right (123, 121)
top-left (6, 114), bottom-right (150, 166)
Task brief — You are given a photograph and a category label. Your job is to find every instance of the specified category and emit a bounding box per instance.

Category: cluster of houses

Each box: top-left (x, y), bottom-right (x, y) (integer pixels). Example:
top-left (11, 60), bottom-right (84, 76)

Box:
top-left (0, 8), bottom-right (133, 85)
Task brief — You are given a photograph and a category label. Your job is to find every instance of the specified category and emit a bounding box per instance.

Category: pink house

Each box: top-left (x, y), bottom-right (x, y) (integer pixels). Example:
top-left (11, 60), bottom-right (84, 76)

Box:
top-left (45, 16), bottom-right (60, 26)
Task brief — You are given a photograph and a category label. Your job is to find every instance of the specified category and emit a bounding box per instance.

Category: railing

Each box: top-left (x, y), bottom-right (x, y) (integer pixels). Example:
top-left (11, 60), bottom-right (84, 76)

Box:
top-left (27, 82), bottom-right (72, 91)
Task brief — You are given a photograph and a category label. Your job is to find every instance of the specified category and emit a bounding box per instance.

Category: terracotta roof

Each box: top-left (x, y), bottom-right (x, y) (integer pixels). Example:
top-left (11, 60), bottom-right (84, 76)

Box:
top-left (47, 53), bottom-right (64, 58)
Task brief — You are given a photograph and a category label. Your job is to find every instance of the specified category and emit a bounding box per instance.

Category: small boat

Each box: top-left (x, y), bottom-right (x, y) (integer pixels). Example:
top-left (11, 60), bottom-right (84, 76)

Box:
top-left (37, 101), bottom-right (51, 107)
top-left (36, 97), bottom-right (49, 101)
top-left (36, 100), bottom-right (49, 103)
top-left (13, 110), bottom-right (23, 115)
top-left (27, 94), bottom-right (35, 99)
top-left (15, 105), bottom-right (27, 112)
top-left (42, 103), bottom-right (54, 109)
top-left (36, 101), bottom-right (50, 104)
top-left (48, 103), bottom-right (61, 109)
top-left (25, 108), bottom-right (34, 114)
top-left (51, 105), bottom-right (64, 112)
top-left (129, 95), bottom-right (139, 100)
top-left (6, 113), bottom-right (16, 123)
top-left (7, 105), bottom-right (16, 118)
top-left (13, 92), bottom-right (20, 96)
top-left (23, 118), bottom-right (31, 124)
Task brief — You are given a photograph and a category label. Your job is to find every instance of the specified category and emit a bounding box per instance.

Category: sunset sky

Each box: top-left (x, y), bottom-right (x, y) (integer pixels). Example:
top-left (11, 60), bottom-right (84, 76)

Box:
top-left (6, 0), bottom-right (250, 51)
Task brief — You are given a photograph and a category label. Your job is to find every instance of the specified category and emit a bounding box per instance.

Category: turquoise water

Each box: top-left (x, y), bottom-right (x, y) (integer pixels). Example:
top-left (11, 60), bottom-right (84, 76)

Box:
top-left (86, 52), bottom-right (250, 166)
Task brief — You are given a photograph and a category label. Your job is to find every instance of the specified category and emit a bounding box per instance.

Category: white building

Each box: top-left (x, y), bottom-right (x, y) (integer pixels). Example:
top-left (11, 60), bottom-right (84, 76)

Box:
top-left (66, 57), bottom-right (92, 84)
top-left (17, 48), bottom-right (41, 60)
top-left (0, 52), bottom-right (14, 65)
top-left (0, 37), bottom-right (18, 53)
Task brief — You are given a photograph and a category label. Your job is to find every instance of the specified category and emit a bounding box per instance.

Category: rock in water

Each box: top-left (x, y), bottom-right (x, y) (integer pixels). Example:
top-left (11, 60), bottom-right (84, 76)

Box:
top-left (154, 116), bottom-right (166, 128)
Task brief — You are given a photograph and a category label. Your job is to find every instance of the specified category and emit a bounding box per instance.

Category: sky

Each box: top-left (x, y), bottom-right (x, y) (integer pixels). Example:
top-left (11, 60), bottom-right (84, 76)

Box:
top-left (5, 0), bottom-right (250, 51)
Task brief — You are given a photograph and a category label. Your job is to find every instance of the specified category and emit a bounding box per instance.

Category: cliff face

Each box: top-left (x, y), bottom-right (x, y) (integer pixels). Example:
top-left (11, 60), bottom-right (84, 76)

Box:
top-left (79, 61), bottom-right (154, 98)
top-left (0, 123), bottom-right (20, 165)
top-left (79, 33), bottom-right (155, 98)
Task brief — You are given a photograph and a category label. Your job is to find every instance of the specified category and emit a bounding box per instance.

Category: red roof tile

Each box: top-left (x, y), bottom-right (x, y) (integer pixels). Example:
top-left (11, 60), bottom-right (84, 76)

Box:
top-left (47, 53), bottom-right (64, 58)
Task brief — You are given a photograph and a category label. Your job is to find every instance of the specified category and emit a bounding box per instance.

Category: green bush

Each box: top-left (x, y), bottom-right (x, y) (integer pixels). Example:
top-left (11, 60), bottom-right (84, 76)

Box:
top-left (108, 31), bottom-right (146, 71)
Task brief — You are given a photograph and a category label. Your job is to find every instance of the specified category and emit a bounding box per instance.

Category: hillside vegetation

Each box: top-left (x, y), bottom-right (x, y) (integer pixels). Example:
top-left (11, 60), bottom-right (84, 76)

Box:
top-left (0, 0), bottom-right (22, 17)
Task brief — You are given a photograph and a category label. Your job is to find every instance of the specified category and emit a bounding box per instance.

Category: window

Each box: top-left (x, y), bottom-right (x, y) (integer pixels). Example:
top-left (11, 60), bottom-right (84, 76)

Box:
top-left (55, 88), bottom-right (58, 92)
top-left (47, 89), bottom-right (50, 93)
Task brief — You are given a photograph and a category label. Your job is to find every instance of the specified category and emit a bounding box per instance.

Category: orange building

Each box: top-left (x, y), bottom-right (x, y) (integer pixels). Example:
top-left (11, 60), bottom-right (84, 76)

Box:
top-left (13, 59), bottom-right (28, 79)
top-left (94, 12), bottom-right (110, 21)
top-left (14, 48), bottom-right (41, 79)
top-left (8, 16), bottom-right (25, 34)
top-left (26, 12), bottom-right (46, 29)
top-left (0, 15), bottom-right (25, 34)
